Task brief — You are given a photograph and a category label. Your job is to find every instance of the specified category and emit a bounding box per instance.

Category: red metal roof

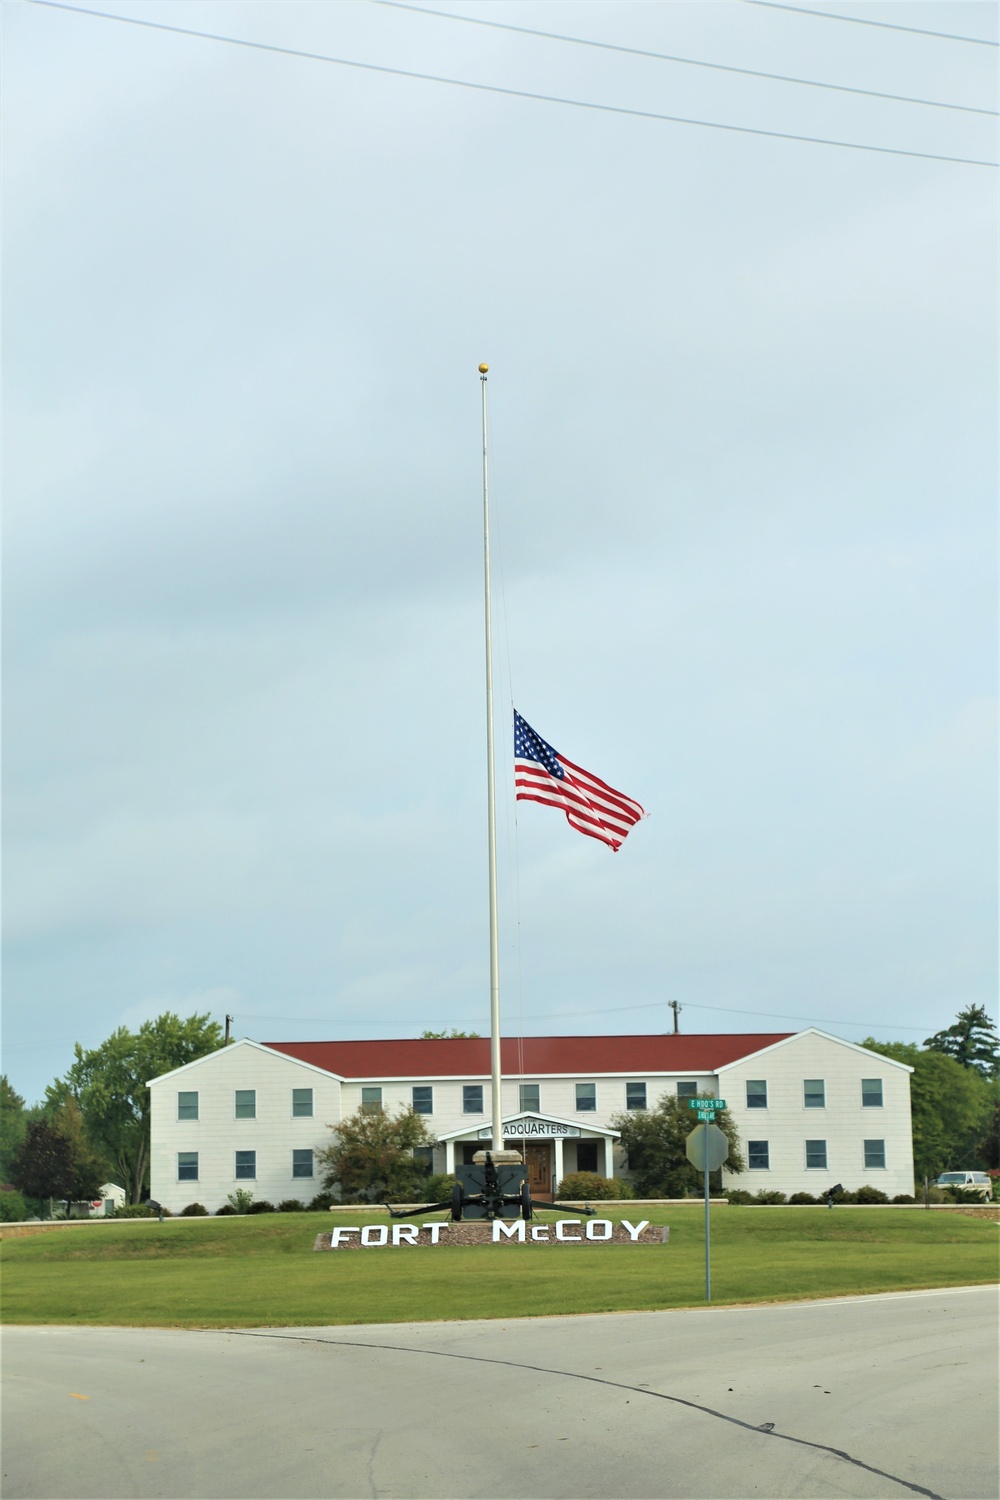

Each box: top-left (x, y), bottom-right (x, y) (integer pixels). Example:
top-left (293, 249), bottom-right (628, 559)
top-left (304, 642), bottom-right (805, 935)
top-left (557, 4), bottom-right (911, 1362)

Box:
top-left (263, 1033), bottom-right (793, 1079)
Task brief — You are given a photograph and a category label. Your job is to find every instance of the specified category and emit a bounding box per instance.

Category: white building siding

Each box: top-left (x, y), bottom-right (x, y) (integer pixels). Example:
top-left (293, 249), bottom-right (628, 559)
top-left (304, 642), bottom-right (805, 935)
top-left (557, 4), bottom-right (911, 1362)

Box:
top-left (150, 1041), bottom-right (343, 1213)
top-left (719, 1033), bottom-right (914, 1197)
top-left (338, 1073), bottom-right (721, 1142)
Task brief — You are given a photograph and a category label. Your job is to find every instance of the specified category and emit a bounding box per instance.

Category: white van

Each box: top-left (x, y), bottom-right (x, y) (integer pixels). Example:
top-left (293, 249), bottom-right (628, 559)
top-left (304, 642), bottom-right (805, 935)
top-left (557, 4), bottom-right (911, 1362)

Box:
top-left (935, 1172), bottom-right (993, 1201)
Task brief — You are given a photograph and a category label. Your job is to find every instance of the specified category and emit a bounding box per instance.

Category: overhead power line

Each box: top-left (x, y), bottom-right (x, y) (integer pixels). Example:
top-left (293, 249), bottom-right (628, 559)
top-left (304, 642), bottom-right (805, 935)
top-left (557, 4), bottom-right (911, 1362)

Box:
top-left (741, 1), bottom-right (1000, 46)
top-left (25, 2), bottom-right (997, 169)
top-left (232, 1000), bottom-right (930, 1032)
top-left (373, 1), bottom-right (995, 117)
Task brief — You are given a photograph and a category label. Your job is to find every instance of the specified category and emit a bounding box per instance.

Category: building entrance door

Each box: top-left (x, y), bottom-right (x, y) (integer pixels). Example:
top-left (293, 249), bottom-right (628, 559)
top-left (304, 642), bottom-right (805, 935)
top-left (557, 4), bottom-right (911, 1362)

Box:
top-left (523, 1143), bottom-right (552, 1200)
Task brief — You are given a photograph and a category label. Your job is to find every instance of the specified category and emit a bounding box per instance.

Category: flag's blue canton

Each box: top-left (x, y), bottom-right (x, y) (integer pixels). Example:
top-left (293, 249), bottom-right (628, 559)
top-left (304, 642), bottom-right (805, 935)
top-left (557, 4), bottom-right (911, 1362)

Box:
top-left (513, 711), bottom-right (565, 780)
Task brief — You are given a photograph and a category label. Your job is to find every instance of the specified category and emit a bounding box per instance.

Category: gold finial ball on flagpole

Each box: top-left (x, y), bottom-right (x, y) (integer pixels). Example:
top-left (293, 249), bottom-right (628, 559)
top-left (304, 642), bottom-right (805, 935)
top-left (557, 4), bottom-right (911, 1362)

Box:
top-left (478, 363), bottom-right (489, 373)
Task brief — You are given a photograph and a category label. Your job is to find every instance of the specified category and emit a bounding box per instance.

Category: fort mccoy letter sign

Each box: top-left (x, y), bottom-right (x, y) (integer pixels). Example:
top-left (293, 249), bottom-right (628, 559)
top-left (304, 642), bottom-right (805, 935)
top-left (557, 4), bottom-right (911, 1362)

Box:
top-left (314, 1218), bottom-right (668, 1250)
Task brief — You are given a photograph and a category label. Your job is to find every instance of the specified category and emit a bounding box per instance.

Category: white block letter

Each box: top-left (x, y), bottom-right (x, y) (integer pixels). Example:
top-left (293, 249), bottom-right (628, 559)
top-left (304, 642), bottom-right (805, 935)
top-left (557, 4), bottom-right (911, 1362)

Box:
top-left (493, 1219), bottom-right (526, 1241)
top-left (329, 1227), bottom-right (358, 1248)
top-left (360, 1224), bottom-right (388, 1246)
top-left (530, 1224), bottom-right (550, 1241)
top-left (425, 1222), bottom-right (448, 1244)
top-left (586, 1219), bottom-right (612, 1241)
top-left (621, 1220), bottom-right (649, 1241)
top-left (555, 1219), bottom-right (581, 1241)
top-left (392, 1224), bottom-right (419, 1246)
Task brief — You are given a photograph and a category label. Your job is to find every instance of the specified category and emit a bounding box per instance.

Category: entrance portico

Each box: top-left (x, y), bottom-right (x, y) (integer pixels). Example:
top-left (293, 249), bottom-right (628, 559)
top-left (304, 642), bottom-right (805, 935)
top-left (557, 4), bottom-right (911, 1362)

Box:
top-left (438, 1112), bottom-right (619, 1196)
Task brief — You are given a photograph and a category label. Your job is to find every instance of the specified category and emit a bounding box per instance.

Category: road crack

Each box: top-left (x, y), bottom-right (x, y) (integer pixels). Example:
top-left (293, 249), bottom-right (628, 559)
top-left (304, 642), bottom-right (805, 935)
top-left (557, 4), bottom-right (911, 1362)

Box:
top-left (214, 1328), bottom-right (945, 1500)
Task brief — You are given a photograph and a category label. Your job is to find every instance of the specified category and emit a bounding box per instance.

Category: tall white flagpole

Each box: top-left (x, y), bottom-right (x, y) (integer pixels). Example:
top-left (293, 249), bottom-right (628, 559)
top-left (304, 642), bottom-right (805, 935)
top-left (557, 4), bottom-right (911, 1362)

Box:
top-left (479, 362), bottom-right (504, 1156)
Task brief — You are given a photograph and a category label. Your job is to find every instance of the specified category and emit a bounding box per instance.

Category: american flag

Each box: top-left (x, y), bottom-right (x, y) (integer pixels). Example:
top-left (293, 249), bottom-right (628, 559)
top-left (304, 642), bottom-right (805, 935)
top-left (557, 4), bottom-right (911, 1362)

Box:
top-left (513, 710), bottom-right (646, 852)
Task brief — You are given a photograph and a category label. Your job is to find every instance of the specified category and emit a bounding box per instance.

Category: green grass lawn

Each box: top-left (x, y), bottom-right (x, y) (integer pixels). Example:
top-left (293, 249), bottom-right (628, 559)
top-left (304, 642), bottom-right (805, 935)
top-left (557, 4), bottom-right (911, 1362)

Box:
top-left (2, 1207), bottom-right (996, 1328)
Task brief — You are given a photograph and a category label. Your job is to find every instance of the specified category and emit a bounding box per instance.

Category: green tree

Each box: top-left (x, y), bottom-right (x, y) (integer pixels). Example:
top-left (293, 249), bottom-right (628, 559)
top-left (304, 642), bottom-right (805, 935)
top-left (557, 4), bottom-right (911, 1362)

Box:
top-left (0, 1076), bottom-right (27, 1183)
top-left (419, 1029), bottom-right (481, 1038)
top-left (44, 1090), bottom-right (111, 1203)
top-left (861, 1039), bottom-right (994, 1179)
top-left (610, 1093), bottom-right (745, 1198)
top-left (61, 1012), bottom-right (224, 1204)
top-left (924, 1006), bottom-right (999, 1079)
top-left (9, 1120), bottom-right (76, 1213)
top-left (317, 1105), bottom-right (435, 1202)
top-left (977, 1099), bottom-right (1000, 1171)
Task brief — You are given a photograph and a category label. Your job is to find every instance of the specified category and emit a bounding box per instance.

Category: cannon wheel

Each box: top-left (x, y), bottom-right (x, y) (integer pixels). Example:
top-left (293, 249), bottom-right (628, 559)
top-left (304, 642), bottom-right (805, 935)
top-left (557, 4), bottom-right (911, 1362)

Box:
top-left (451, 1182), bottom-right (464, 1222)
top-left (520, 1180), bottom-right (532, 1221)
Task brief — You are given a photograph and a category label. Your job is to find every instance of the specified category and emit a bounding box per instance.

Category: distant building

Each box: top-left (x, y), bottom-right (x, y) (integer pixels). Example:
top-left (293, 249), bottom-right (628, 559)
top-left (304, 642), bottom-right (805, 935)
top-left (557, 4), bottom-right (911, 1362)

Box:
top-left (148, 1029), bottom-right (914, 1211)
top-left (66, 1182), bottom-right (126, 1217)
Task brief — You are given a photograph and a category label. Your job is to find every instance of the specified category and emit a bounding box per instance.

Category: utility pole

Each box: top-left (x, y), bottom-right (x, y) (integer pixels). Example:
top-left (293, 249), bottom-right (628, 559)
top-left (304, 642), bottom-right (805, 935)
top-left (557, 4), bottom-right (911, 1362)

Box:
top-left (669, 1000), bottom-right (682, 1034)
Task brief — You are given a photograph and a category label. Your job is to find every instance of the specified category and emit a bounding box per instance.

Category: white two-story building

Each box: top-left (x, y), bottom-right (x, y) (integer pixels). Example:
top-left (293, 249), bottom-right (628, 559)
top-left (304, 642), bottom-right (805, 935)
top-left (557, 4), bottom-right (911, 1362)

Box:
top-left (148, 1029), bottom-right (914, 1211)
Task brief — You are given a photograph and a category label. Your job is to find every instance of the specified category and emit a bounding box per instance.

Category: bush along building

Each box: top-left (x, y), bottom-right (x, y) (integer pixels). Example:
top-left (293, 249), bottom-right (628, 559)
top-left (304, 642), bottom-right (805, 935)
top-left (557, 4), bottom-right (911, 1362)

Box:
top-left (147, 1029), bottom-right (915, 1213)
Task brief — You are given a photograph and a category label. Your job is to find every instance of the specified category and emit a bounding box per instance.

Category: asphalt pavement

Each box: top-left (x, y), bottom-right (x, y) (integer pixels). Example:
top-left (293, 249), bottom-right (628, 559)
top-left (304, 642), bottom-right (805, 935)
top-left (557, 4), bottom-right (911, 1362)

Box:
top-left (2, 1285), bottom-right (997, 1499)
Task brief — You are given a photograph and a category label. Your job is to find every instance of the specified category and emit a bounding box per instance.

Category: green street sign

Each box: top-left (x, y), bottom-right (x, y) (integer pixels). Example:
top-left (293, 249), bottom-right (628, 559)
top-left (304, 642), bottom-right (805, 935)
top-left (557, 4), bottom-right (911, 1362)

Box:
top-left (688, 1098), bottom-right (726, 1110)
top-left (695, 1109), bottom-right (716, 1120)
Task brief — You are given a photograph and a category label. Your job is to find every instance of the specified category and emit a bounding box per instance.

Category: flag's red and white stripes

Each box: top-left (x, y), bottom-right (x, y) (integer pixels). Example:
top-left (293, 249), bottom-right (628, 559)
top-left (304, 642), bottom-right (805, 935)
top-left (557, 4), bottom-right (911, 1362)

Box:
top-left (514, 749), bottom-right (645, 852)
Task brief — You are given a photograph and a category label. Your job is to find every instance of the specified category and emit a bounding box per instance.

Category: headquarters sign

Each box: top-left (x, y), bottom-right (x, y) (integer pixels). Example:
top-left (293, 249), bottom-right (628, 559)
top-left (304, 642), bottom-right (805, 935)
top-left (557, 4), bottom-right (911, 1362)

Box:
top-left (476, 1119), bottom-right (582, 1139)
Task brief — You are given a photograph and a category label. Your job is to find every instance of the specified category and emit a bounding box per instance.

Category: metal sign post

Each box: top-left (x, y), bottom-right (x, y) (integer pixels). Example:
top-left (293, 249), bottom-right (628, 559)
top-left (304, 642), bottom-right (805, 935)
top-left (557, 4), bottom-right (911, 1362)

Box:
top-left (685, 1106), bottom-right (729, 1303)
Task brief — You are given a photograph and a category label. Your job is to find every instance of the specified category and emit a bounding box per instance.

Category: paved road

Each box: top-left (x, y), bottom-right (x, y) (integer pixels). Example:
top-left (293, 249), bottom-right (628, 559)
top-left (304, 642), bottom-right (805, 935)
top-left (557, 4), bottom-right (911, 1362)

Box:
top-left (3, 1287), bottom-right (997, 1499)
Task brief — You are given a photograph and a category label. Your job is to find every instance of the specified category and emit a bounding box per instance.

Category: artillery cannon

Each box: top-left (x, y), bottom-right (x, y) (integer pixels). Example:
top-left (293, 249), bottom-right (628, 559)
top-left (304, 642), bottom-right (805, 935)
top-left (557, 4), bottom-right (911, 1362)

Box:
top-left (386, 1151), bottom-right (596, 1221)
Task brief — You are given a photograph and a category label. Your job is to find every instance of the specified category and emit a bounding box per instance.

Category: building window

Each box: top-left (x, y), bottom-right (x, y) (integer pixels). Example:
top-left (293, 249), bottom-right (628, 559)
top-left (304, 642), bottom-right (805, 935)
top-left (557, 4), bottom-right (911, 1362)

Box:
top-left (177, 1091), bottom-right (198, 1121)
top-left (804, 1079), bottom-right (825, 1109)
top-left (864, 1140), bottom-right (886, 1170)
top-left (234, 1090), bottom-right (256, 1120)
top-left (576, 1141), bottom-right (598, 1173)
top-left (519, 1083), bottom-right (539, 1113)
top-left (746, 1080), bottom-right (768, 1109)
top-left (463, 1085), bottom-right (483, 1114)
top-left (862, 1078), bottom-right (883, 1108)
top-left (676, 1081), bottom-right (698, 1101)
top-left (576, 1082), bottom-right (597, 1112)
top-left (747, 1141), bottom-right (770, 1170)
top-left (412, 1086), bottom-right (433, 1115)
top-left (626, 1082), bottom-right (647, 1111)
top-left (462, 1143), bottom-right (482, 1165)
top-left (361, 1086), bottom-right (383, 1113)
top-left (292, 1149), bottom-right (314, 1179)
top-left (235, 1150), bottom-right (256, 1180)
top-left (178, 1151), bottom-right (198, 1182)
top-left (805, 1140), bottom-right (827, 1170)
top-left (413, 1146), bottom-right (434, 1172)
top-left (292, 1088), bottom-right (313, 1118)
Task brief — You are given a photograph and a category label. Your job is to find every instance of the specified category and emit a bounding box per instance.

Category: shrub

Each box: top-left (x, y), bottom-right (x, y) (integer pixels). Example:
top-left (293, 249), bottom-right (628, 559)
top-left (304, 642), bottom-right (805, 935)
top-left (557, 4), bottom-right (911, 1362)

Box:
top-left (787, 1192), bottom-right (819, 1205)
top-left (555, 1172), bottom-right (634, 1200)
top-left (307, 1191), bottom-right (336, 1211)
top-left (947, 1186), bottom-right (990, 1204)
top-left (215, 1204), bottom-right (236, 1215)
top-left (112, 1203), bottom-right (158, 1218)
top-left (179, 1203), bottom-right (208, 1216)
top-left (607, 1177), bottom-right (635, 1199)
top-left (277, 1199), bottom-right (305, 1213)
top-left (247, 1200), bottom-right (274, 1215)
top-left (226, 1188), bottom-right (255, 1213)
top-left (855, 1185), bottom-right (889, 1204)
top-left (424, 1174), bottom-right (458, 1204)
top-left (317, 1104), bottom-right (436, 1202)
top-left (725, 1189), bottom-right (755, 1205)
top-left (753, 1190), bottom-right (787, 1205)
top-left (0, 1189), bottom-right (28, 1222)
top-left (892, 1194), bottom-right (916, 1203)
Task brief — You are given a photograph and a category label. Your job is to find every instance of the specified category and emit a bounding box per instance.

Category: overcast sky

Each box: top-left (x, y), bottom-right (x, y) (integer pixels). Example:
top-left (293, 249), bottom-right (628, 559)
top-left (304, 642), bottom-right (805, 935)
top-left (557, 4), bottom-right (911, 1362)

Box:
top-left (3, 0), bottom-right (997, 1104)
